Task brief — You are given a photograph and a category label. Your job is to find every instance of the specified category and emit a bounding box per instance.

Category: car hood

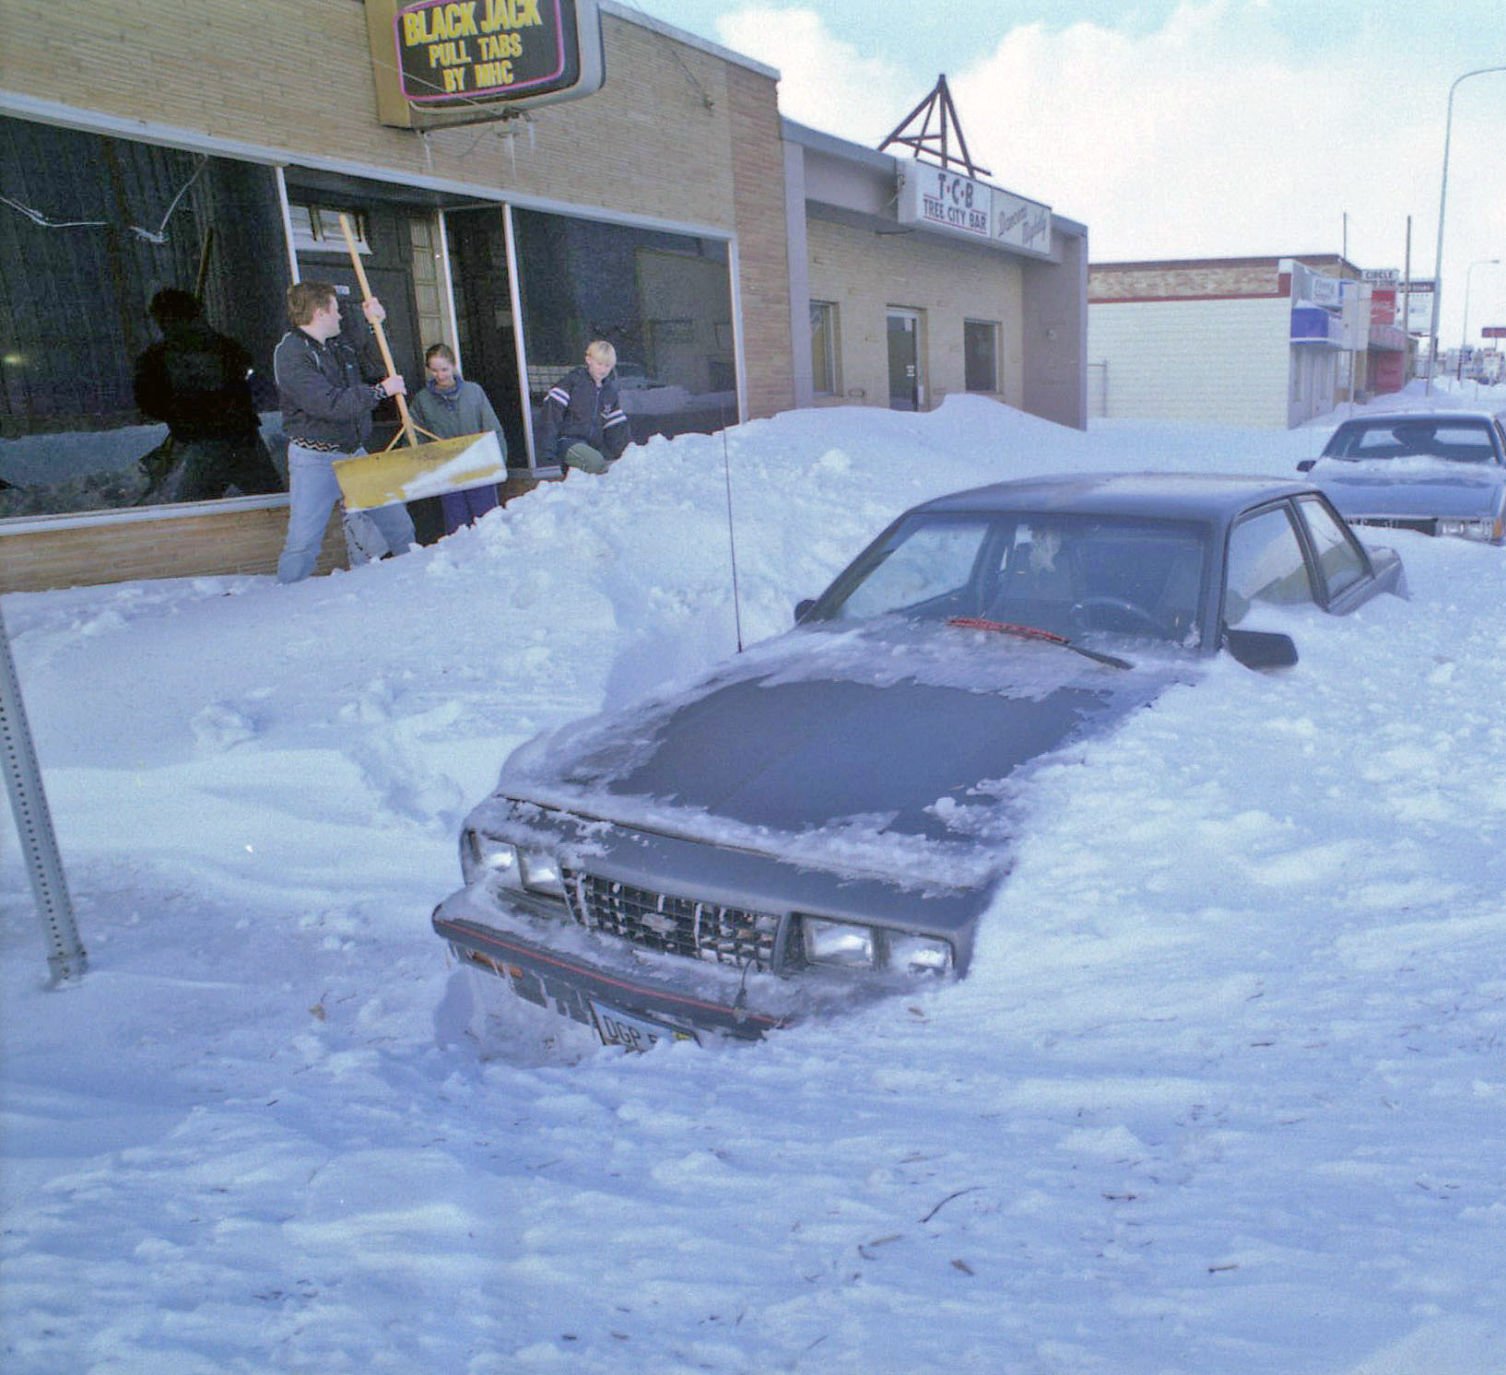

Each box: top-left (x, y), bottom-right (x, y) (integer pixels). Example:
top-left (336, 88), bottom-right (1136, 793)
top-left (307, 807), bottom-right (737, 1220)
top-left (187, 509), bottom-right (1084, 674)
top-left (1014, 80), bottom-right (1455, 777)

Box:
top-left (1313, 460), bottom-right (1506, 519)
top-left (496, 623), bottom-right (1182, 873)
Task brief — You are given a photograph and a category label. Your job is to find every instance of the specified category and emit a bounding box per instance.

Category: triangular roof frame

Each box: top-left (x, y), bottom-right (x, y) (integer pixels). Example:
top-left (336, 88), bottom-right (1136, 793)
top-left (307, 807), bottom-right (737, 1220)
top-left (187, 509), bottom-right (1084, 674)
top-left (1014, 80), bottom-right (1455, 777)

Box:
top-left (879, 75), bottom-right (990, 180)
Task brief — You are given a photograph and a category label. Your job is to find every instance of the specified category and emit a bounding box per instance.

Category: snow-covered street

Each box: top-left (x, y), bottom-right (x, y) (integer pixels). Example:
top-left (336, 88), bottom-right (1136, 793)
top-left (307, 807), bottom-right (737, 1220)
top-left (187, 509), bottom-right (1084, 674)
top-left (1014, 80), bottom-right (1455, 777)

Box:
top-left (4, 388), bottom-right (1505, 1374)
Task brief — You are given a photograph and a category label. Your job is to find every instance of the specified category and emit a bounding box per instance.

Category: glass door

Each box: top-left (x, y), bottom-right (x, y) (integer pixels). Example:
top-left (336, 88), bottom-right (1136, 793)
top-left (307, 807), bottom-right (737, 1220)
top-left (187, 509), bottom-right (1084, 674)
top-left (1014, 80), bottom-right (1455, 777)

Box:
top-left (887, 308), bottom-right (922, 410)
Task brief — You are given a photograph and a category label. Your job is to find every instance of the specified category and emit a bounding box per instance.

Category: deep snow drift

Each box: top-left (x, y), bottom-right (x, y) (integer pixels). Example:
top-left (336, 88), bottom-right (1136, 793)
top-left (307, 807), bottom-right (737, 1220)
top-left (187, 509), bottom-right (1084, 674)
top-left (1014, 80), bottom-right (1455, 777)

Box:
top-left (3, 385), bottom-right (1505, 1374)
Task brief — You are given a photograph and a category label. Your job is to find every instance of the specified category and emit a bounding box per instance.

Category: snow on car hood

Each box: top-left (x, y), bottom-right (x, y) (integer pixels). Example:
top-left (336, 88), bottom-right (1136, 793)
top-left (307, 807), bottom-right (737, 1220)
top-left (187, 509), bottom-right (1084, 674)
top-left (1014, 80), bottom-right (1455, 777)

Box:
top-left (1312, 457), bottom-right (1506, 519)
top-left (493, 621), bottom-right (1184, 884)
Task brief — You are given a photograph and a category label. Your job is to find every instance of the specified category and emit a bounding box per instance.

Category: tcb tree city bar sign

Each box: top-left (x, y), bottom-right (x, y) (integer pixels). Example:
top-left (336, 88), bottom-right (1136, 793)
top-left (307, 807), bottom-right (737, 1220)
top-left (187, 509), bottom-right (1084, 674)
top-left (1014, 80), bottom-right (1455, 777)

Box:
top-left (366, 0), bottom-right (605, 128)
top-left (897, 165), bottom-right (1052, 259)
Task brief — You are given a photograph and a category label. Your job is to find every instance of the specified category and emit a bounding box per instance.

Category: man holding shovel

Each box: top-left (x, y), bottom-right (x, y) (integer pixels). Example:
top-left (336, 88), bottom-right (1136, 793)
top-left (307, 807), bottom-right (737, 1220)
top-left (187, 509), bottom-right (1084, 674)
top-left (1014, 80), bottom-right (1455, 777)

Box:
top-left (273, 280), bottom-right (416, 584)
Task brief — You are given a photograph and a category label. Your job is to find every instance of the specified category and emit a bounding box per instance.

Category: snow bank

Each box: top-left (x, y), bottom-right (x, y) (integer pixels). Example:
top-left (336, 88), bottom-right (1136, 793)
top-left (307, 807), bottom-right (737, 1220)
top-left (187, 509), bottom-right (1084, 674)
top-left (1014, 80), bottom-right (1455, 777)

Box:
top-left (4, 396), bottom-right (1504, 1374)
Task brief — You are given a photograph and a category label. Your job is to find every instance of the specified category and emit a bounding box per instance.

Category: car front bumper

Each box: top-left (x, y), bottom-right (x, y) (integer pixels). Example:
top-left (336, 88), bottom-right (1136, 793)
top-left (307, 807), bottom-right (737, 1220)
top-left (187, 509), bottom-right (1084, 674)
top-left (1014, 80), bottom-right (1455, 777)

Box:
top-left (436, 902), bottom-right (784, 1044)
top-left (432, 885), bottom-right (913, 1047)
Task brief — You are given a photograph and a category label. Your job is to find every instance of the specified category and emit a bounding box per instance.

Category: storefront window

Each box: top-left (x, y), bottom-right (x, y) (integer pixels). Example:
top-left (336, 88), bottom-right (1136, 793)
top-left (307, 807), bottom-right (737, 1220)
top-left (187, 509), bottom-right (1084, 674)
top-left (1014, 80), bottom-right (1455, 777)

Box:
top-left (0, 118), bottom-right (289, 517)
top-left (512, 209), bottom-right (737, 464)
top-left (964, 319), bottom-right (999, 393)
top-left (811, 301), bottom-right (839, 396)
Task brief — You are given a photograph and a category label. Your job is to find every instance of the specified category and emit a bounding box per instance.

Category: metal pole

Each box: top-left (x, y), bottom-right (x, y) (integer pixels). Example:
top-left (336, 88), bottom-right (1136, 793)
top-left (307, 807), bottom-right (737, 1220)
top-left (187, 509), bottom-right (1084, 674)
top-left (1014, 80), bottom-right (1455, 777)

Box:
top-left (1426, 66), bottom-right (1506, 396)
top-left (0, 601), bottom-right (86, 984)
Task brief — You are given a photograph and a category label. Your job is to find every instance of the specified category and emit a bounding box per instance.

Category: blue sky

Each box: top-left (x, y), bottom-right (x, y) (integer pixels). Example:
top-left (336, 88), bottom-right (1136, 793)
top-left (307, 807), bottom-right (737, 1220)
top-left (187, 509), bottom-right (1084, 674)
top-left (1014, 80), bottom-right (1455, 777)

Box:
top-left (618, 0), bottom-right (1506, 347)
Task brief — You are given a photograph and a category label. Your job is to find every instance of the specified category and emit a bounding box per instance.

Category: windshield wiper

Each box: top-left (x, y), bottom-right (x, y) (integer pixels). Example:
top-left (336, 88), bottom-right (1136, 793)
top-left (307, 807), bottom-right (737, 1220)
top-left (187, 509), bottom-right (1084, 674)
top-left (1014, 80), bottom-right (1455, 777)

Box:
top-left (946, 616), bottom-right (1132, 670)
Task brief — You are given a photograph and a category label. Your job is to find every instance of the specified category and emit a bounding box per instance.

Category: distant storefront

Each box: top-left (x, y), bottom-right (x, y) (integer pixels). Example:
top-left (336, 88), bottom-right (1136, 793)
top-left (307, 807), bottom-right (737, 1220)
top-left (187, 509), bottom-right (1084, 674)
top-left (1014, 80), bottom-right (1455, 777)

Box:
top-left (1088, 255), bottom-right (1410, 430)
top-left (0, 0), bottom-right (1085, 592)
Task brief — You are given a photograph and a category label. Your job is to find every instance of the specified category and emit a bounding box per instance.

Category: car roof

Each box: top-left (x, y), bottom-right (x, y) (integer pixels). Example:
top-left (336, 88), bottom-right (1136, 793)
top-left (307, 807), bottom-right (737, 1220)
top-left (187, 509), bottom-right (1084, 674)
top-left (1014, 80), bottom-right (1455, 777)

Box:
top-left (1332, 410), bottom-right (1504, 426)
top-left (913, 471), bottom-right (1318, 522)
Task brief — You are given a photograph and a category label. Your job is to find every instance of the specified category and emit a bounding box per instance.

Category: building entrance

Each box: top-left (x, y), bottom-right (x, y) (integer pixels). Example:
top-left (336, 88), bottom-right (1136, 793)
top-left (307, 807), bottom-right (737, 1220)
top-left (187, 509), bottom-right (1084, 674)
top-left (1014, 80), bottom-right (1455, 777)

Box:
top-left (443, 208), bottom-right (527, 469)
top-left (887, 309), bottom-right (922, 410)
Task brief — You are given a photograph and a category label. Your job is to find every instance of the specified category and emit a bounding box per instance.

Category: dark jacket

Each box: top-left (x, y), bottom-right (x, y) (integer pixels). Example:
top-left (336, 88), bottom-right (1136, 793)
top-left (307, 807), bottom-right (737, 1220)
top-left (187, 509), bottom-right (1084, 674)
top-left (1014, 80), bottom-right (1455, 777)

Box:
top-left (134, 321), bottom-right (261, 442)
top-left (537, 366), bottom-right (631, 464)
top-left (273, 326), bottom-right (386, 450)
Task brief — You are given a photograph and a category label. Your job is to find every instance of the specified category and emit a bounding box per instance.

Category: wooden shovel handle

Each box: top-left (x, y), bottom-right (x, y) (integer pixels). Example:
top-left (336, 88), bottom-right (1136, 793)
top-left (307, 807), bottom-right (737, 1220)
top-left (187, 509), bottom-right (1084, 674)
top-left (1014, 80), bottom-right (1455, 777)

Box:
top-left (338, 212), bottom-right (417, 447)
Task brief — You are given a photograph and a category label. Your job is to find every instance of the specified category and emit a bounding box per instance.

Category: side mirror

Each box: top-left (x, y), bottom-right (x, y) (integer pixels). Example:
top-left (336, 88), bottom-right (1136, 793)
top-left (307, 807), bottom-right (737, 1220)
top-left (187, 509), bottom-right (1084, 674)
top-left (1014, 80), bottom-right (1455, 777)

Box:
top-left (1296, 459), bottom-right (1316, 473)
top-left (794, 598), bottom-right (816, 624)
top-left (1224, 626), bottom-right (1299, 669)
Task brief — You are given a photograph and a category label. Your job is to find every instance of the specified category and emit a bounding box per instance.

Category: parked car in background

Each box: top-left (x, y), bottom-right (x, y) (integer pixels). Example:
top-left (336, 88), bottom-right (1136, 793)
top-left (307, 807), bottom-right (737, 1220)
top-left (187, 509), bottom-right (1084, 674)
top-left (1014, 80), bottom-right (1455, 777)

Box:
top-left (434, 474), bottom-right (1406, 1050)
top-left (1299, 411), bottom-right (1506, 545)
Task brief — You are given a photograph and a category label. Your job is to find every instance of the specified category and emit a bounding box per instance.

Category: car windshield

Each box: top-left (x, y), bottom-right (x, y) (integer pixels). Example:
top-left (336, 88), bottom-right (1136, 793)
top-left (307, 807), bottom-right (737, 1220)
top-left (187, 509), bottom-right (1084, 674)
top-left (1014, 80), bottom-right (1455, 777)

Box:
top-left (1321, 418), bottom-right (1499, 464)
top-left (814, 511), bottom-right (1208, 645)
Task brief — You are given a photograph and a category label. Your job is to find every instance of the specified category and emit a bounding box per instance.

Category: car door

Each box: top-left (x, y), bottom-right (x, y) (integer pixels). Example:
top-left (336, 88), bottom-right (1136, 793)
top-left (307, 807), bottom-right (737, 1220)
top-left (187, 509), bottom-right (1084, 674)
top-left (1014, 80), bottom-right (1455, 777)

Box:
top-left (1222, 501), bottom-right (1318, 630)
top-left (1291, 494), bottom-right (1392, 613)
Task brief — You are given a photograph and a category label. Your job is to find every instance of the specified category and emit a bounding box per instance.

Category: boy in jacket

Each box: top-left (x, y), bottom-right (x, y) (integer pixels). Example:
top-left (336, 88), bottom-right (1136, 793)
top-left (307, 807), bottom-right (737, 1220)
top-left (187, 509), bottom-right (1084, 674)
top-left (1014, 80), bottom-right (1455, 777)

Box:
top-left (272, 280), bottom-right (414, 583)
top-left (537, 340), bottom-right (631, 474)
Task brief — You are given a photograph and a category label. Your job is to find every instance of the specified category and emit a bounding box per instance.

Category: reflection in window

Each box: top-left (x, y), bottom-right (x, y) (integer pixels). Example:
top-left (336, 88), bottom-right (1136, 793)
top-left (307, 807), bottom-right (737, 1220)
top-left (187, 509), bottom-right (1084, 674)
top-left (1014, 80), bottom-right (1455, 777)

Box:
top-left (1297, 497), bottom-right (1366, 597)
top-left (811, 301), bottom-right (839, 396)
top-left (512, 210), bottom-right (738, 459)
top-left (0, 121), bottom-right (289, 518)
top-left (1225, 506), bottom-right (1313, 625)
top-left (836, 516), bottom-right (992, 620)
top-left (964, 319), bottom-right (999, 393)
top-left (288, 205), bottom-right (370, 256)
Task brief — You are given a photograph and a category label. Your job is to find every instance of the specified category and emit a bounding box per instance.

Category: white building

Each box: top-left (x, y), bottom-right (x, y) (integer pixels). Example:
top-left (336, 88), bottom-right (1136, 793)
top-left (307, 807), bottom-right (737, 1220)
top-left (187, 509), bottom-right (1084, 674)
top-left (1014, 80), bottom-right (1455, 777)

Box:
top-left (1088, 255), bottom-right (1404, 428)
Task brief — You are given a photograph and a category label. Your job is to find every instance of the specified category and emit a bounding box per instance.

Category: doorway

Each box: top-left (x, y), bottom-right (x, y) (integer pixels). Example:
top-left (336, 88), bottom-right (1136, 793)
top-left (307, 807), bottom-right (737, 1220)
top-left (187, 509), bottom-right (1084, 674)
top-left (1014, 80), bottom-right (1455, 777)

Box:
top-left (443, 207), bottom-right (527, 468)
top-left (887, 308), bottom-right (923, 410)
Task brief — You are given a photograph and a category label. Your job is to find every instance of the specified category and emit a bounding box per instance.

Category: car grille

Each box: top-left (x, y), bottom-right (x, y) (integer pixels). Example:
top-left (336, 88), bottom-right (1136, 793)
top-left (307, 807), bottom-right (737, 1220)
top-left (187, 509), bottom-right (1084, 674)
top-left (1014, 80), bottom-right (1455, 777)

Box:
top-left (1353, 516), bottom-right (1439, 535)
top-left (561, 867), bottom-right (781, 968)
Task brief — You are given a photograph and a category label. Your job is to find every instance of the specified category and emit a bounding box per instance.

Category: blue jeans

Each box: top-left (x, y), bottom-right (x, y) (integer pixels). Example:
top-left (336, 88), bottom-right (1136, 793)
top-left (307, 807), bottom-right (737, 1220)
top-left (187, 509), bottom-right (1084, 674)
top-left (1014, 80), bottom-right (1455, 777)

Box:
top-left (277, 443), bottom-right (416, 584)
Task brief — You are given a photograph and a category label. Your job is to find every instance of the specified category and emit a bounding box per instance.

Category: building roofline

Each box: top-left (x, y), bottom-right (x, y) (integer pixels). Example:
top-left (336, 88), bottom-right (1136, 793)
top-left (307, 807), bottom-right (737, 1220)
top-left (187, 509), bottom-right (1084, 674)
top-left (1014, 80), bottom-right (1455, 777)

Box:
top-left (1092, 253), bottom-right (1361, 273)
top-left (782, 116), bottom-right (1087, 240)
top-left (601, 1), bottom-right (779, 80)
top-left (781, 117), bottom-right (898, 172)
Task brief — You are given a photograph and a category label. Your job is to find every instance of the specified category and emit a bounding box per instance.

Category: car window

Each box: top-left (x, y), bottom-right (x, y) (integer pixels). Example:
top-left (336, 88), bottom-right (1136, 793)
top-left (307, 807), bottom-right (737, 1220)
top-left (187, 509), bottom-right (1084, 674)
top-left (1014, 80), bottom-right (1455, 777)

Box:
top-left (835, 517), bottom-right (992, 620)
top-left (983, 517), bottom-right (1206, 642)
top-left (821, 512), bottom-right (1206, 643)
top-left (1296, 497), bottom-right (1368, 598)
top-left (1224, 506), bottom-right (1313, 625)
top-left (1324, 418), bottom-right (1496, 463)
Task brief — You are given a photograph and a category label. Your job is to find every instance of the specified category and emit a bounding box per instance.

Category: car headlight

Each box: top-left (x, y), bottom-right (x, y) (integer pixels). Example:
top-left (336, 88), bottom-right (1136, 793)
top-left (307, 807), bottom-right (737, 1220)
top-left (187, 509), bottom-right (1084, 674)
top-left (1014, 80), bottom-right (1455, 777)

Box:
top-left (460, 827), bottom-right (516, 885)
top-left (888, 932), bottom-right (954, 976)
top-left (800, 918), bottom-right (955, 976)
top-left (802, 917), bottom-right (876, 968)
top-left (517, 848), bottom-right (565, 897)
top-left (1437, 516), bottom-right (1502, 542)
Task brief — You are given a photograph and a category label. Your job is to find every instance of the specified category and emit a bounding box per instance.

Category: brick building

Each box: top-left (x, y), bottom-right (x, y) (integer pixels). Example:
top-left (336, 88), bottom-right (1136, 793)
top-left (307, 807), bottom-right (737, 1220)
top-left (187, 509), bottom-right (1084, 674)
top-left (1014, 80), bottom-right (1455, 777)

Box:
top-left (1088, 255), bottom-right (1409, 429)
top-left (0, 0), bottom-right (1085, 592)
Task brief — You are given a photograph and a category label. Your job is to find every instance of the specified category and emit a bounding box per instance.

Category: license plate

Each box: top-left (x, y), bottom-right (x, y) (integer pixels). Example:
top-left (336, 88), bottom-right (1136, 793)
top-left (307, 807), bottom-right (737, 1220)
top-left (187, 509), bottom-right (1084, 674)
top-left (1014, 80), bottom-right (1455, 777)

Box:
top-left (590, 999), bottom-right (700, 1051)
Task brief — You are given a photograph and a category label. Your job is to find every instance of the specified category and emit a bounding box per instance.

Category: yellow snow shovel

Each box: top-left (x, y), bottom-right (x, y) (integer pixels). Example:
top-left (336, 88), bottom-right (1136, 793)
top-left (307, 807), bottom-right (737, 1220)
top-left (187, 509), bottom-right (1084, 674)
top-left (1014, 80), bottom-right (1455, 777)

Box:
top-left (329, 213), bottom-right (505, 512)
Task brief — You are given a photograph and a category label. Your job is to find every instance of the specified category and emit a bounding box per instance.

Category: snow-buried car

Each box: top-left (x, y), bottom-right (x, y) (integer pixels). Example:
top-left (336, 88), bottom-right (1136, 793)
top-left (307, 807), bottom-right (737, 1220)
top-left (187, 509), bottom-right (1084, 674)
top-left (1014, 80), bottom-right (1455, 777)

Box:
top-left (434, 473), bottom-right (1406, 1049)
top-left (1297, 410), bottom-right (1506, 545)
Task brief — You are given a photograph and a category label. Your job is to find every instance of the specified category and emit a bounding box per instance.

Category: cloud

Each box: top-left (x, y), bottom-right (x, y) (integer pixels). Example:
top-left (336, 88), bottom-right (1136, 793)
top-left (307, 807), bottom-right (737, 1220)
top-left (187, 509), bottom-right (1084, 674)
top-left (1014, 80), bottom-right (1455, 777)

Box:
top-left (715, 2), bottom-right (1504, 339)
top-left (714, 7), bottom-right (911, 145)
top-left (953, 7), bottom-right (1504, 338)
